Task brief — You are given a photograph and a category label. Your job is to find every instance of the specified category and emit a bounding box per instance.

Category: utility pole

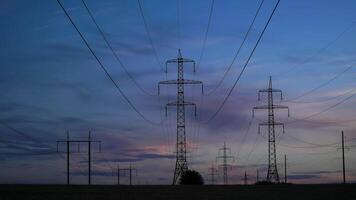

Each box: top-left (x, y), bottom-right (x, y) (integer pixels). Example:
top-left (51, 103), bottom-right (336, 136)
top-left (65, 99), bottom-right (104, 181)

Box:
top-left (158, 49), bottom-right (203, 185)
top-left (284, 154), bottom-right (287, 184)
top-left (244, 171), bottom-right (248, 185)
top-left (253, 76), bottom-right (289, 183)
top-left (57, 131), bottom-right (101, 185)
top-left (207, 163), bottom-right (218, 185)
top-left (118, 164), bottom-right (137, 185)
top-left (341, 130), bottom-right (345, 184)
top-left (112, 165), bottom-right (121, 185)
top-left (216, 142), bottom-right (234, 185)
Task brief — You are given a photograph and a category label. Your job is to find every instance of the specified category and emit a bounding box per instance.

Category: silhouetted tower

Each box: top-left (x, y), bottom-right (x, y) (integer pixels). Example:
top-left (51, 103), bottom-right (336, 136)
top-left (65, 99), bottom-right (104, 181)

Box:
top-left (253, 76), bottom-right (289, 183)
top-left (208, 163), bottom-right (218, 185)
top-left (158, 49), bottom-right (203, 185)
top-left (256, 169), bottom-right (259, 183)
top-left (216, 142), bottom-right (234, 185)
top-left (244, 171), bottom-right (248, 185)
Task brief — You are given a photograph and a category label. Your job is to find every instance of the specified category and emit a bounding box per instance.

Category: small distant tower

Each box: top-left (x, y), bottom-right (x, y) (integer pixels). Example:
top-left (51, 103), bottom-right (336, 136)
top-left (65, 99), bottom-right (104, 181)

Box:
top-left (216, 142), bottom-right (234, 185)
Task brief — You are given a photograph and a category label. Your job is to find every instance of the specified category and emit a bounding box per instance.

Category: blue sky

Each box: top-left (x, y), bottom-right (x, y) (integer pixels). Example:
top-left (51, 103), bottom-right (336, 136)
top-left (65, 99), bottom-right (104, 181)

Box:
top-left (0, 0), bottom-right (355, 184)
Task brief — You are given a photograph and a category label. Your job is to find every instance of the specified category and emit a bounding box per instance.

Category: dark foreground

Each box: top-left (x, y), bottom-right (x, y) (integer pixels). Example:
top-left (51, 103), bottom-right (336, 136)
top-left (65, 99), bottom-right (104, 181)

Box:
top-left (0, 184), bottom-right (355, 200)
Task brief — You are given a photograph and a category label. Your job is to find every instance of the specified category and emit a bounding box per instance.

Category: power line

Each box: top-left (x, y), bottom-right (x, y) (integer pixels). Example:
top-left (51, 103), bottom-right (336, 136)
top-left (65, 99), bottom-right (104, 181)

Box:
top-left (206, 0), bottom-right (281, 122)
top-left (286, 88), bottom-right (356, 104)
top-left (196, 0), bottom-right (215, 70)
top-left (137, 0), bottom-right (165, 71)
top-left (286, 91), bottom-right (356, 123)
top-left (57, 0), bottom-right (160, 125)
top-left (275, 21), bottom-right (356, 77)
top-left (284, 62), bottom-right (356, 102)
top-left (80, 0), bottom-right (157, 97)
top-left (235, 118), bottom-right (254, 161)
top-left (205, 0), bottom-right (265, 96)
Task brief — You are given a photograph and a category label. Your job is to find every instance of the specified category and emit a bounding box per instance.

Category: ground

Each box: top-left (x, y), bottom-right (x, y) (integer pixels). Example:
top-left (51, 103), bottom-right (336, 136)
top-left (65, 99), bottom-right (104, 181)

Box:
top-left (0, 184), bottom-right (355, 200)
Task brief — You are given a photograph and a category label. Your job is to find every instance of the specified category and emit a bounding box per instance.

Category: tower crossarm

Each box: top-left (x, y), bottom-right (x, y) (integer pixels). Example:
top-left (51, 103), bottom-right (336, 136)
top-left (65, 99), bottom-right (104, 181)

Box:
top-left (166, 58), bottom-right (196, 72)
top-left (252, 105), bottom-right (290, 117)
top-left (258, 88), bottom-right (283, 100)
top-left (165, 101), bottom-right (197, 117)
top-left (258, 122), bottom-right (285, 134)
top-left (158, 80), bottom-right (203, 95)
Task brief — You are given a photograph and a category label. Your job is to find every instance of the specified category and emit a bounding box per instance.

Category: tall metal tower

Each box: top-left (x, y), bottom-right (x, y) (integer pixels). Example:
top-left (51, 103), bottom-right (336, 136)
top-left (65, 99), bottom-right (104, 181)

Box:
top-left (216, 142), bottom-right (234, 185)
top-left (253, 76), bottom-right (289, 183)
top-left (158, 49), bottom-right (203, 185)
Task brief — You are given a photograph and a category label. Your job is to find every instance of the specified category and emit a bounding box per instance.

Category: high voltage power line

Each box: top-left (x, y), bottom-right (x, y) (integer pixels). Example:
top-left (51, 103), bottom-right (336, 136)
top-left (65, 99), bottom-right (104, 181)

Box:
top-left (205, 0), bottom-right (265, 96)
top-left (286, 88), bottom-right (356, 104)
top-left (57, 0), bottom-right (161, 125)
top-left (206, 0), bottom-right (281, 122)
top-left (80, 0), bottom-right (158, 97)
top-left (283, 62), bottom-right (356, 102)
top-left (137, 0), bottom-right (165, 71)
top-left (286, 91), bottom-right (356, 124)
top-left (275, 21), bottom-right (356, 77)
top-left (196, 0), bottom-right (215, 70)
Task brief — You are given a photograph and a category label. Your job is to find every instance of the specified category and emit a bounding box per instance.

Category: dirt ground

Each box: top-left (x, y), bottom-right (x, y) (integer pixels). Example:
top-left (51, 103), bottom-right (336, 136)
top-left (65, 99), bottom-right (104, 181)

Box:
top-left (0, 184), bottom-right (355, 200)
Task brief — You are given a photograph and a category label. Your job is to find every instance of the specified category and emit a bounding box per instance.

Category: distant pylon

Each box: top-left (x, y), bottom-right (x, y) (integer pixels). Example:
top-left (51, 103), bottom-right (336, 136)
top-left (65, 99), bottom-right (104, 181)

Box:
top-left (253, 76), bottom-right (289, 183)
top-left (207, 163), bottom-right (218, 185)
top-left (244, 171), bottom-right (248, 185)
top-left (216, 142), bottom-right (234, 185)
top-left (158, 49), bottom-right (203, 185)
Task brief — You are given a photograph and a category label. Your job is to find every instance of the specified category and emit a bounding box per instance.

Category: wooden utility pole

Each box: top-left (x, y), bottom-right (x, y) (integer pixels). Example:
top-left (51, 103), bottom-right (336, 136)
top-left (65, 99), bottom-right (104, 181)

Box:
top-left (57, 131), bottom-right (101, 185)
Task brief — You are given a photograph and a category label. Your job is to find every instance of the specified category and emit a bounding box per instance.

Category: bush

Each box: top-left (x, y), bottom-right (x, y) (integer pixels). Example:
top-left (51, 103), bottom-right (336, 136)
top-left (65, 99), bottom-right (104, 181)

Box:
top-left (179, 170), bottom-right (204, 185)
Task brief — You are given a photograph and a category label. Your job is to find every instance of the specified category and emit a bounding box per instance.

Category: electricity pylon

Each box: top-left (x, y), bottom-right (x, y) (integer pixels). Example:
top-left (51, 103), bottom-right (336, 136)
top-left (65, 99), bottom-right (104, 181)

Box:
top-left (252, 76), bottom-right (289, 183)
top-left (207, 163), bottom-right (218, 185)
top-left (158, 49), bottom-right (203, 185)
top-left (216, 142), bottom-right (234, 185)
top-left (244, 171), bottom-right (248, 185)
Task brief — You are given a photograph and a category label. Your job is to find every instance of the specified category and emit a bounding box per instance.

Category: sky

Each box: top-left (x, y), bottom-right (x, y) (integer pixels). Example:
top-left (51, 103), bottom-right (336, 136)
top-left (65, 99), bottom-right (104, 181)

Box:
top-left (0, 0), bottom-right (355, 185)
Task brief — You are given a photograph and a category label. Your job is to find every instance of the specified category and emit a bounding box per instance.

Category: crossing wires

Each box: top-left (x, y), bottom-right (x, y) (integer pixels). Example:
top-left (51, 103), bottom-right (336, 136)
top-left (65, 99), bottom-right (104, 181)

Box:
top-left (80, 0), bottom-right (158, 97)
top-left (205, 0), bottom-right (265, 96)
top-left (206, 0), bottom-right (281, 122)
top-left (57, 0), bottom-right (161, 125)
top-left (137, 0), bottom-right (165, 71)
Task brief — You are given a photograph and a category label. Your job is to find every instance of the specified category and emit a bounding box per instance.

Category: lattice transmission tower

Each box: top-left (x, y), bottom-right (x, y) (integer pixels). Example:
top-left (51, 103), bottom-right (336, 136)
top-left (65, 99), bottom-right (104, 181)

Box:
top-left (158, 49), bottom-right (203, 185)
top-left (216, 142), bottom-right (234, 185)
top-left (252, 76), bottom-right (289, 183)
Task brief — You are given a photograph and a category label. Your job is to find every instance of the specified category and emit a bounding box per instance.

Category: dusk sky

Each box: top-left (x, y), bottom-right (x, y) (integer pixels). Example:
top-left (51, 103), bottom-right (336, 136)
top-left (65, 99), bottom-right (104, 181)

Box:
top-left (0, 0), bottom-right (355, 185)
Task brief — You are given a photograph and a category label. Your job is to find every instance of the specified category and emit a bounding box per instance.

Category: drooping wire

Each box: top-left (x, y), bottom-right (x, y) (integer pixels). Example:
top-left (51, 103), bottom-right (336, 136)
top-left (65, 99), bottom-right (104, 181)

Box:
top-left (196, 0), bottom-right (215, 70)
top-left (235, 117), bottom-right (254, 161)
top-left (80, 0), bottom-right (157, 97)
top-left (205, 0), bottom-right (265, 96)
top-left (205, 0), bottom-right (281, 122)
top-left (283, 62), bottom-right (355, 102)
top-left (57, 0), bottom-right (161, 125)
top-left (177, 0), bottom-right (181, 45)
top-left (286, 88), bottom-right (356, 104)
top-left (286, 91), bottom-right (356, 124)
top-left (275, 21), bottom-right (356, 77)
top-left (137, 0), bottom-right (165, 71)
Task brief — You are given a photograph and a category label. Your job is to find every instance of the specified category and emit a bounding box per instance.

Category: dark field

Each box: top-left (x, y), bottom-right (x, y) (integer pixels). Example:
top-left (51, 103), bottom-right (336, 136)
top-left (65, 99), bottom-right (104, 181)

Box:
top-left (0, 184), bottom-right (355, 200)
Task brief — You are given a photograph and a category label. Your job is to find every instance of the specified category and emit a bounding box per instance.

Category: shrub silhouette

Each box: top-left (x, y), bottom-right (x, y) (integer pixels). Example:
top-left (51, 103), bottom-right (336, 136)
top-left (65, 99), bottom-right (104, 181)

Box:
top-left (179, 170), bottom-right (204, 185)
